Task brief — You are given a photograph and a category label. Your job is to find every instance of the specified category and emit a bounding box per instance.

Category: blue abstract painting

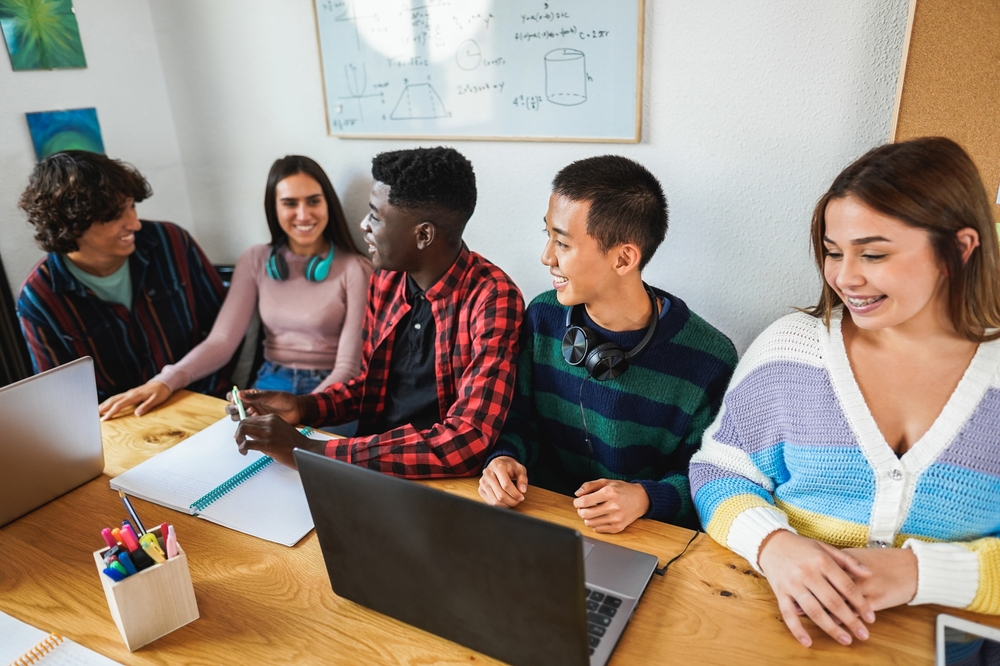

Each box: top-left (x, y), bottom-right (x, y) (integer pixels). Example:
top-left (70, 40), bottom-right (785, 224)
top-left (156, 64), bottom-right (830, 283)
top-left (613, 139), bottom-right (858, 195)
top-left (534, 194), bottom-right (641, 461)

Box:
top-left (25, 107), bottom-right (104, 160)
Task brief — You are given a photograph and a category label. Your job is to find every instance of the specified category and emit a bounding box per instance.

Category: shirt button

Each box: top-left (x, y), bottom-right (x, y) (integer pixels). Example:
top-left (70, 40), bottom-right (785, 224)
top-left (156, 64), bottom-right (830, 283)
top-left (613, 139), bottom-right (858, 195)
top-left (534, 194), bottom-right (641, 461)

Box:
top-left (889, 469), bottom-right (903, 481)
top-left (867, 540), bottom-right (890, 548)
top-left (414, 323), bottom-right (421, 330)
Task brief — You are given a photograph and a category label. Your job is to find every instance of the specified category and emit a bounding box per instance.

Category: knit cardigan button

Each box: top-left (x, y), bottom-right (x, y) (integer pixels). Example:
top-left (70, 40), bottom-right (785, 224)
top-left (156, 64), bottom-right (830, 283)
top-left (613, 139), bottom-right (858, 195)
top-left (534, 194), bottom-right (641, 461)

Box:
top-left (889, 469), bottom-right (903, 481)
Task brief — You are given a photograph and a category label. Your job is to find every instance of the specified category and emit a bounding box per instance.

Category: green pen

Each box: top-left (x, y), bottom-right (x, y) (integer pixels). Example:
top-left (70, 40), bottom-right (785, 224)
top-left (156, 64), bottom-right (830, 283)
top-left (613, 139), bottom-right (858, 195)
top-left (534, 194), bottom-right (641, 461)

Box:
top-left (232, 385), bottom-right (247, 420)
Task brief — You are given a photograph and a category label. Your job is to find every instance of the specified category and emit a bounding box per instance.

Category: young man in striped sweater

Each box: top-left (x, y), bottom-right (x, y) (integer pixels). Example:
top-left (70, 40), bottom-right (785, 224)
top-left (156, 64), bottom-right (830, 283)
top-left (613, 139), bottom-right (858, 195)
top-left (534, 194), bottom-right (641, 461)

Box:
top-left (479, 155), bottom-right (737, 532)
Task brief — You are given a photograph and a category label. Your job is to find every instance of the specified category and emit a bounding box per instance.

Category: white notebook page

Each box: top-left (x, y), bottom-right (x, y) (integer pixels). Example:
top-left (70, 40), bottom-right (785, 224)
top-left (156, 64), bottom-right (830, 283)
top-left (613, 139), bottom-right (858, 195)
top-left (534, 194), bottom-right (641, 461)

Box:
top-left (0, 611), bottom-right (120, 665)
top-left (109, 416), bottom-right (325, 546)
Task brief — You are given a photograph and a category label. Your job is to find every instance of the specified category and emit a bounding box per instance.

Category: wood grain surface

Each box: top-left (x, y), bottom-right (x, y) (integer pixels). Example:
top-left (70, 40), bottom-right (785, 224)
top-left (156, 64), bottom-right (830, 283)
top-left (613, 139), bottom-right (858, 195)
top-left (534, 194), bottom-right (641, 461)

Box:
top-left (2, 391), bottom-right (998, 664)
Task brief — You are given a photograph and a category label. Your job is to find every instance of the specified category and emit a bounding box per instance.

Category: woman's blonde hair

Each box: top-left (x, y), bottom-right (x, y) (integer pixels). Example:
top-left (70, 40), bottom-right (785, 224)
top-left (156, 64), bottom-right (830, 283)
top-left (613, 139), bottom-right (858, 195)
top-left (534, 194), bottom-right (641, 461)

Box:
top-left (805, 137), bottom-right (1000, 342)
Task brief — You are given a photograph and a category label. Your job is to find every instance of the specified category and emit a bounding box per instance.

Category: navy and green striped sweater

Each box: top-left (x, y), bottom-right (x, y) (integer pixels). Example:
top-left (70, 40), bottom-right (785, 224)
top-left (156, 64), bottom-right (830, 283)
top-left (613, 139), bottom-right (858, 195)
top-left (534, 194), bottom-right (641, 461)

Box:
top-left (488, 288), bottom-right (737, 528)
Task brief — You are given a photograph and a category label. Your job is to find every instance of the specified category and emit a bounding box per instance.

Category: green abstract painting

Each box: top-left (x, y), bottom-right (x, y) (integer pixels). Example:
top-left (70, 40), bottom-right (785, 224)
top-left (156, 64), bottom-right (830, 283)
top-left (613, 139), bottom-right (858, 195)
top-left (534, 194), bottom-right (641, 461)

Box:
top-left (0, 0), bottom-right (86, 70)
top-left (26, 108), bottom-right (104, 160)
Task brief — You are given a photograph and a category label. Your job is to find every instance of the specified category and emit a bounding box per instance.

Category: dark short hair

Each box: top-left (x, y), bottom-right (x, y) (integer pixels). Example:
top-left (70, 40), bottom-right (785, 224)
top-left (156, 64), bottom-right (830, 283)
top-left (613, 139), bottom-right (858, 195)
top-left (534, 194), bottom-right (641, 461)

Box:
top-left (19, 151), bottom-right (152, 254)
top-left (552, 155), bottom-right (668, 270)
top-left (264, 155), bottom-right (361, 256)
top-left (805, 137), bottom-right (1000, 342)
top-left (371, 146), bottom-right (477, 243)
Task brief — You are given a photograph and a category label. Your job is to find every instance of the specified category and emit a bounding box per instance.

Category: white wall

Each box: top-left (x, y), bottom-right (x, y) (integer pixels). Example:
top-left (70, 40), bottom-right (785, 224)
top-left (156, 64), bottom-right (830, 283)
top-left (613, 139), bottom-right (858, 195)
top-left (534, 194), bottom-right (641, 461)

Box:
top-left (148, 0), bottom-right (909, 353)
top-left (2, 1), bottom-right (910, 354)
top-left (0, 0), bottom-right (193, 297)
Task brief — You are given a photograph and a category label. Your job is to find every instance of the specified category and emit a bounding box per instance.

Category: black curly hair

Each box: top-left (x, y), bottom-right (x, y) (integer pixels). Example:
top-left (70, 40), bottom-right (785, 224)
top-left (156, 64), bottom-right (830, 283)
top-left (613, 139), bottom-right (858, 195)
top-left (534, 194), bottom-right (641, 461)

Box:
top-left (19, 151), bottom-right (152, 254)
top-left (552, 155), bottom-right (668, 270)
top-left (371, 146), bottom-right (476, 243)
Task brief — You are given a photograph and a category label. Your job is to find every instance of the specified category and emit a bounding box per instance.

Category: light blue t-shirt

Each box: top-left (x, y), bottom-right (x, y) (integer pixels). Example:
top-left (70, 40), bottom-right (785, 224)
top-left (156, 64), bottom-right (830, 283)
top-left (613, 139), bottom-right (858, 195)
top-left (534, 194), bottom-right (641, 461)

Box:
top-left (64, 257), bottom-right (133, 311)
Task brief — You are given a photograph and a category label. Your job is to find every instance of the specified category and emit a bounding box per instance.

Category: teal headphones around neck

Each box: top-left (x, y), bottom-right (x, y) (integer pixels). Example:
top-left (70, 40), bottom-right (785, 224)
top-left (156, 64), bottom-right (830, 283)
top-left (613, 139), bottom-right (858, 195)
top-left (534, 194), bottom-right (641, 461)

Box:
top-left (265, 242), bottom-right (335, 282)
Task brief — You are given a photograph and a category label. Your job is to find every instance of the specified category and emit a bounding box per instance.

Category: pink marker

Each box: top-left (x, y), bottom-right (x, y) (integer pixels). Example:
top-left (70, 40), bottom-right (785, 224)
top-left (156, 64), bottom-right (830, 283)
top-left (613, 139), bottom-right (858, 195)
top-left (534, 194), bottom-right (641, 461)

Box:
top-left (120, 523), bottom-right (141, 552)
top-left (165, 525), bottom-right (179, 559)
top-left (101, 528), bottom-right (117, 549)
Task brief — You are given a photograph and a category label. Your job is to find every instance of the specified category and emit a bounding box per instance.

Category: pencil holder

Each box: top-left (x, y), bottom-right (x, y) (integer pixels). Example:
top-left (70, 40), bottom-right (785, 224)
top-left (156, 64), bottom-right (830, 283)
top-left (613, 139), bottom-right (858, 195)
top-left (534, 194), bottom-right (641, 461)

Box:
top-left (93, 526), bottom-right (199, 651)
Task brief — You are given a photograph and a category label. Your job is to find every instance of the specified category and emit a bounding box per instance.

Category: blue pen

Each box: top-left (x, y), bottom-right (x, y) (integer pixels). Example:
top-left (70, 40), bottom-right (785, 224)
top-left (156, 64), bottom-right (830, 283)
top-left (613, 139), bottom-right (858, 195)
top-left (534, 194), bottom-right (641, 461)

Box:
top-left (117, 550), bottom-right (138, 575)
top-left (102, 566), bottom-right (126, 582)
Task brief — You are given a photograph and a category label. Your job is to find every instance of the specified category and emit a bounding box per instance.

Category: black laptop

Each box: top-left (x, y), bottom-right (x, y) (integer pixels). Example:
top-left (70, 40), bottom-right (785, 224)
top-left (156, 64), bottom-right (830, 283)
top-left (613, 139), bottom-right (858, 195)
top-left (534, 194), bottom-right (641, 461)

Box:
top-left (294, 449), bottom-right (659, 666)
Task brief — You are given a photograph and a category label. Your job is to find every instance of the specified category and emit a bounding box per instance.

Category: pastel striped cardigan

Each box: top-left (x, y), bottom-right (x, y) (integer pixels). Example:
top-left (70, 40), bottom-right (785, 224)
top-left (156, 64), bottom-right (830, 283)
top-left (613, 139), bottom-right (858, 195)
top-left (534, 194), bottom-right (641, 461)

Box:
top-left (690, 310), bottom-right (1000, 613)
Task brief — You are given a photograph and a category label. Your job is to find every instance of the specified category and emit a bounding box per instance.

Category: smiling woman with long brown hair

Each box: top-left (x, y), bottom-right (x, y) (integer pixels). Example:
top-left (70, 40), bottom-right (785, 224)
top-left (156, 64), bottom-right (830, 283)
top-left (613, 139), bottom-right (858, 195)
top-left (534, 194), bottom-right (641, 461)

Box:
top-left (99, 155), bottom-right (372, 421)
top-left (691, 137), bottom-right (1000, 648)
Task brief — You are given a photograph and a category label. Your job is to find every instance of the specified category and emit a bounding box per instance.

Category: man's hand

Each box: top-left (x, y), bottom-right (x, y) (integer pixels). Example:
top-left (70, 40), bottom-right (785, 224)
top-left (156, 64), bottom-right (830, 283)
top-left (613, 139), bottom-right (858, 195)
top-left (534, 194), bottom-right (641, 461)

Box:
top-left (572, 479), bottom-right (650, 534)
top-left (478, 456), bottom-right (529, 507)
top-left (758, 530), bottom-right (875, 648)
top-left (99, 381), bottom-right (172, 420)
top-left (842, 547), bottom-right (918, 612)
top-left (233, 414), bottom-right (325, 468)
top-left (226, 389), bottom-right (303, 425)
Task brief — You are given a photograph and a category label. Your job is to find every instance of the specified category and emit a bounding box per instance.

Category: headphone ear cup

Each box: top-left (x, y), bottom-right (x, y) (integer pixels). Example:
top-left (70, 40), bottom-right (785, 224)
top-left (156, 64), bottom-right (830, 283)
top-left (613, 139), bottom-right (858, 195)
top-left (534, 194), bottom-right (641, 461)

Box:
top-left (586, 342), bottom-right (629, 381)
top-left (266, 247), bottom-right (288, 281)
top-left (267, 251), bottom-right (289, 281)
top-left (562, 325), bottom-right (595, 366)
top-left (305, 248), bottom-right (335, 282)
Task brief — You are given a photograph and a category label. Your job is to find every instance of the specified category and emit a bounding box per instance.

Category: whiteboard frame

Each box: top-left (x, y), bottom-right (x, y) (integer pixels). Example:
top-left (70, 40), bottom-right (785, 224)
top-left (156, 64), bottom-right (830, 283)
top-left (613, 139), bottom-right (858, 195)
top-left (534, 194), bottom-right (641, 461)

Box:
top-left (311, 0), bottom-right (646, 144)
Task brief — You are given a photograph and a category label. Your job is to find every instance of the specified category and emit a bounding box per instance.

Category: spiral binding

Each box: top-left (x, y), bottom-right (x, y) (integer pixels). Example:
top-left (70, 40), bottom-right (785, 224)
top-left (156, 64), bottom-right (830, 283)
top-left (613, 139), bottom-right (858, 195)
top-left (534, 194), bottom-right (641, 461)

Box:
top-left (189, 456), bottom-right (274, 514)
top-left (13, 633), bottom-right (63, 665)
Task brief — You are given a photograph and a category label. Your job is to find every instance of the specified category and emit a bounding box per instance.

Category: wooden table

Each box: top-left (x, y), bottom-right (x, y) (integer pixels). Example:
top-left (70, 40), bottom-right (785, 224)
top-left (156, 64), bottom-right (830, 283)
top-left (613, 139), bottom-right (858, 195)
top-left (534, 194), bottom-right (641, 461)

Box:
top-left (2, 390), bottom-right (997, 665)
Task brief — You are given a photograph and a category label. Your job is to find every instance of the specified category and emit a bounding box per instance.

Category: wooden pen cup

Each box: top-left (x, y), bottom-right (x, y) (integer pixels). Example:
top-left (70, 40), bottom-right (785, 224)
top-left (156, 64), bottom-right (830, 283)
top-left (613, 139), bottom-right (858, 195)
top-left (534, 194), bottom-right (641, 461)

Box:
top-left (93, 525), bottom-right (199, 651)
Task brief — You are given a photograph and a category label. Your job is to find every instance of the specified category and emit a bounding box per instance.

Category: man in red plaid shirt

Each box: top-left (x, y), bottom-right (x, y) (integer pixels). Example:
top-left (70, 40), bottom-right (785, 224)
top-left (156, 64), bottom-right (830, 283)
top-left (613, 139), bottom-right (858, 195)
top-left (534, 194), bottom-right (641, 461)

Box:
top-left (230, 147), bottom-right (524, 478)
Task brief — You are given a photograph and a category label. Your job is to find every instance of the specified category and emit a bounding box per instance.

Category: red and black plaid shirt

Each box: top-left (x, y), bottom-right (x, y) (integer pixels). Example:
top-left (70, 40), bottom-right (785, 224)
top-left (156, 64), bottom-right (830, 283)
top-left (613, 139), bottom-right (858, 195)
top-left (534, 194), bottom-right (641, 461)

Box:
top-left (309, 245), bottom-right (524, 478)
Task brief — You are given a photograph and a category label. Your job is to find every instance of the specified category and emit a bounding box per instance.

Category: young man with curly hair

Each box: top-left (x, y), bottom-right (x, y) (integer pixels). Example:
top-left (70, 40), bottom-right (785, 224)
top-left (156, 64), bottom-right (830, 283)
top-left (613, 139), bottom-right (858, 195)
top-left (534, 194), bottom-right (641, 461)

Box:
top-left (231, 146), bottom-right (525, 479)
top-left (16, 151), bottom-right (227, 401)
top-left (478, 156), bottom-right (737, 533)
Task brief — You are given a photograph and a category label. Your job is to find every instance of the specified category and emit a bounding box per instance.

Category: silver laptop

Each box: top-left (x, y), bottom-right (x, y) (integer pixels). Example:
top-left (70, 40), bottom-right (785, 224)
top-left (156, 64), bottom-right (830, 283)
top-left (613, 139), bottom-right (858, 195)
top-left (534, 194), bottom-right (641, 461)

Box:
top-left (295, 449), bottom-right (659, 666)
top-left (0, 357), bottom-right (104, 527)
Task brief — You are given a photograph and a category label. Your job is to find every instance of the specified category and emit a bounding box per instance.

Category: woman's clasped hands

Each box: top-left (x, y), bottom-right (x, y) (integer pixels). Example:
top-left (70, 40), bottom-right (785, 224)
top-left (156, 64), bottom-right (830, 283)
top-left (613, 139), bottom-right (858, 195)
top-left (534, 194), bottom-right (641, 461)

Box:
top-left (757, 530), bottom-right (918, 648)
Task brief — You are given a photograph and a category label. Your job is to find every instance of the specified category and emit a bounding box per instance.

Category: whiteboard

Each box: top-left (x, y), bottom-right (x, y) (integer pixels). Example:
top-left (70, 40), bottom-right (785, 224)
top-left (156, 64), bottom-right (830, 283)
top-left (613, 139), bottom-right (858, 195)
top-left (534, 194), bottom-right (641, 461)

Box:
top-left (313, 0), bottom-right (644, 142)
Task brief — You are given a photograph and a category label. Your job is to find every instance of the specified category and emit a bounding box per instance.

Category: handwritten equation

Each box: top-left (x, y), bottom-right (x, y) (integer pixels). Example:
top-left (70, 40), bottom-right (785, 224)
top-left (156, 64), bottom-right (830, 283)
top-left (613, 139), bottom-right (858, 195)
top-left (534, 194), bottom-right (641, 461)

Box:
top-left (315, 0), bottom-right (642, 141)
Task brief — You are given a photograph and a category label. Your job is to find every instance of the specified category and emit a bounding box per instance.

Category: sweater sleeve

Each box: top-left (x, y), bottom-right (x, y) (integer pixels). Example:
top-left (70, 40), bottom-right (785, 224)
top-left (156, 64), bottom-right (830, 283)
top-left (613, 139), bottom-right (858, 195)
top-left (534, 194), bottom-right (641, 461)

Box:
top-left (316, 255), bottom-right (373, 390)
top-left (904, 536), bottom-right (1000, 614)
top-left (152, 246), bottom-right (259, 391)
top-left (689, 319), bottom-right (814, 571)
top-left (485, 313), bottom-right (541, 469)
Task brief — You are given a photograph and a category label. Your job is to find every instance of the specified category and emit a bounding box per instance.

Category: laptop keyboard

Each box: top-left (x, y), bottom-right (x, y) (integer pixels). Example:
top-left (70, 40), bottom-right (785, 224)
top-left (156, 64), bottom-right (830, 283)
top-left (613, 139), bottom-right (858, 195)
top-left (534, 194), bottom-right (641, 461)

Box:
top-left (584, 588), bottom-right (623, 655)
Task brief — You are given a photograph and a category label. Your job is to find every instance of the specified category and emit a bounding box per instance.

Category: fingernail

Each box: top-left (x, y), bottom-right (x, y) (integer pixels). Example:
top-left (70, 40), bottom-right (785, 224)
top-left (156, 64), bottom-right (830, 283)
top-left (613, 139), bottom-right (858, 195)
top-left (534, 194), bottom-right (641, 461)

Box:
top-left (865, 612), bottom-right (875, 623)
top-left (799, 636), bottom-right (811, 648)
top-left (838, 634), bottom-right (851, 646)
top-left (857, 626), bottom-right (869, 640)
top-left (519, 485), bottom-right (527, 492)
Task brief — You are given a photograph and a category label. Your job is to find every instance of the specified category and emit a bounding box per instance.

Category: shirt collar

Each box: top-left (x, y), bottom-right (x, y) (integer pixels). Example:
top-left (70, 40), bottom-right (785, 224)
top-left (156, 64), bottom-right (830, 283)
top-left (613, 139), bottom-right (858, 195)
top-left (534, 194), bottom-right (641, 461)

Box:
top-left (421, 243), bottom-right (471, 303)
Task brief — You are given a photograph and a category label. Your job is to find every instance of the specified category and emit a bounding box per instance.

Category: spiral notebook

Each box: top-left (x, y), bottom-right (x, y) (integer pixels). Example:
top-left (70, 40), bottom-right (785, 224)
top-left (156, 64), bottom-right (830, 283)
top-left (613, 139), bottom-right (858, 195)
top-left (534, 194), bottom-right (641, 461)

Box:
top-left (0, 611), bottom-right (120, 665)
top-left (109, 417), bottom-right (330, 546)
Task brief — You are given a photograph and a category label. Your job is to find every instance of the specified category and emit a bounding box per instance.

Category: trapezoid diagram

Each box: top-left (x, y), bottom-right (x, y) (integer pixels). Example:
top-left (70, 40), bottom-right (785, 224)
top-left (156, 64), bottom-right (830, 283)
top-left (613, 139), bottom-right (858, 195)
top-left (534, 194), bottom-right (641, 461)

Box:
top-left (390, 83), bottom-right (448, 120)
top-left (544, 48), bottom-right (587, 106)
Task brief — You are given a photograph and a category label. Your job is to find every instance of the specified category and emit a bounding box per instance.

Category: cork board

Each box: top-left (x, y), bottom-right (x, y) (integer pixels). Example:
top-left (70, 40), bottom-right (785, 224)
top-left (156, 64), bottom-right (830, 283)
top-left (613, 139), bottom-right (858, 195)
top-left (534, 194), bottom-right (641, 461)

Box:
top-left (890, 0), bottom-right (1000, 218)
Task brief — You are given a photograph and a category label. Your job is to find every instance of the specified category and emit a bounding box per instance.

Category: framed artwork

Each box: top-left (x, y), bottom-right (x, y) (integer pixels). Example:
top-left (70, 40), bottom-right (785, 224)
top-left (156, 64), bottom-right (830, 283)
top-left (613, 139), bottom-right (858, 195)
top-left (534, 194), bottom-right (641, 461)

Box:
top-left (25, 107), bottom-right (104, 160)
top-left (0, 0), bottom-right (86, 70)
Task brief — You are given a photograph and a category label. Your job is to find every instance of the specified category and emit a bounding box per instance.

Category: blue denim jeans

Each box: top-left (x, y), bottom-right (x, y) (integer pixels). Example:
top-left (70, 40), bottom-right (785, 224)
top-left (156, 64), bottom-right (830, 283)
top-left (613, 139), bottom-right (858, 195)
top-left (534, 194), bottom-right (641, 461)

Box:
top-left (252, 360), bottom-right (358, 437)
top-left (253, 360), bottom-right (327, 394)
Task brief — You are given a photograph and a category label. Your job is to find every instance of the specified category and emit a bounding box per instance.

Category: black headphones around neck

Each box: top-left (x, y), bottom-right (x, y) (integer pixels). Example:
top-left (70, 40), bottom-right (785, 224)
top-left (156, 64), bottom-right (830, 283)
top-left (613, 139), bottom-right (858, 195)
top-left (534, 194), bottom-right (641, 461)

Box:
top-left (561, 285), bottom-right (659, 382)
